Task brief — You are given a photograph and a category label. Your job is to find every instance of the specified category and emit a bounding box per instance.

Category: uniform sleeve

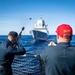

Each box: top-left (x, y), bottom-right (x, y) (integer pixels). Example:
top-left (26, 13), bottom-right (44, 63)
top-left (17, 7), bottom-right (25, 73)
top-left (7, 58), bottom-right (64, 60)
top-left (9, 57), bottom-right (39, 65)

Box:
top-left (7, 43), bottom-right (26, 55)
top-left (40, 47), bottom-right (47, 62)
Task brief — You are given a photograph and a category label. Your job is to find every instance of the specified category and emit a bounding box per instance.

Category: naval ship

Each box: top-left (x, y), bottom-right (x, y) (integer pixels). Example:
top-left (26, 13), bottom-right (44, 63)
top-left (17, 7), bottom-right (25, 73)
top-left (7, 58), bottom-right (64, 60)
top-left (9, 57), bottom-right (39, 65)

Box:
top-left (30, 18), bottom-right (49, 41)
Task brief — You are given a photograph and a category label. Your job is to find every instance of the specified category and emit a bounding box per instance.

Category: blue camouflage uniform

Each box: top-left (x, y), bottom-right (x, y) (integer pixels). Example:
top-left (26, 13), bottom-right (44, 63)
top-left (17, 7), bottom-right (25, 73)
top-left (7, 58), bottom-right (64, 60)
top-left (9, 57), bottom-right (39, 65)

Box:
top-left (40, 42), bottom-right (75, 75)
top-left (0, 39), bottom-right (26, 75)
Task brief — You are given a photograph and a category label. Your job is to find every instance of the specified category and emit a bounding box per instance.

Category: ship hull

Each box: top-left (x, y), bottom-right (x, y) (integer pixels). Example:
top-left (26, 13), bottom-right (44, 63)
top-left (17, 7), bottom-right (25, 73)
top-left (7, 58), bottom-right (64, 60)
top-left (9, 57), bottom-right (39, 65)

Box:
top-left (30, 30), bottom-right (49, 41)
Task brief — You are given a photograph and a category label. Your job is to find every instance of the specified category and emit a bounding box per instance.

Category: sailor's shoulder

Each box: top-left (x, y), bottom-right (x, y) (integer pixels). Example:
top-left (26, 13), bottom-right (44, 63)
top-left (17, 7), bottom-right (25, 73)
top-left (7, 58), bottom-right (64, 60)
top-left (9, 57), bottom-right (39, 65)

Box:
top-left (45, 45), bottom-right (57, 50)
top-left (0, 39), bottom-right (11, 48)
top-left (68, 45), bottom-right (75, 50)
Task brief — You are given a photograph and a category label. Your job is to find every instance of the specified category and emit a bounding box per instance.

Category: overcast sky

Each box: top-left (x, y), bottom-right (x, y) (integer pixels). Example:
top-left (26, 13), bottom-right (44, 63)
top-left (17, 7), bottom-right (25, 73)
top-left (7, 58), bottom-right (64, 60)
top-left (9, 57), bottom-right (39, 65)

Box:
top-left (0, 0), bottom-right (75, 35)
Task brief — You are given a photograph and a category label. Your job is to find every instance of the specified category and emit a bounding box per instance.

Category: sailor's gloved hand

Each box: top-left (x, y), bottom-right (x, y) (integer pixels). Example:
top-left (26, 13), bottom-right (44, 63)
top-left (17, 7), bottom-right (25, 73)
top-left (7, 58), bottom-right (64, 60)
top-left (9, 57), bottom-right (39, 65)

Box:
top-left (48, 41), bottom-right (56, 46)
top-left (12, 41), bottom-right (20, 47)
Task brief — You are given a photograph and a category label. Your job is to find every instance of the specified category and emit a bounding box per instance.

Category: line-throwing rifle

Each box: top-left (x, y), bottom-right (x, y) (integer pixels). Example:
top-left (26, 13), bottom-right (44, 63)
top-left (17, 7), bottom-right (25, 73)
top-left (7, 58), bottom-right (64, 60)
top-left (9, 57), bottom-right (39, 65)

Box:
top-left (18, 27), bottom-right (25, 39)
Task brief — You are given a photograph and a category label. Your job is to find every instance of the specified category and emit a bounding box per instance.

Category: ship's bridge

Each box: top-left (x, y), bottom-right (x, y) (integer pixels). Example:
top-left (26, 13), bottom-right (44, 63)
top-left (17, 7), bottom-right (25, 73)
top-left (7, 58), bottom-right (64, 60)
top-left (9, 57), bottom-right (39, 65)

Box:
top-left (35, 18), bottom-right (46, 28)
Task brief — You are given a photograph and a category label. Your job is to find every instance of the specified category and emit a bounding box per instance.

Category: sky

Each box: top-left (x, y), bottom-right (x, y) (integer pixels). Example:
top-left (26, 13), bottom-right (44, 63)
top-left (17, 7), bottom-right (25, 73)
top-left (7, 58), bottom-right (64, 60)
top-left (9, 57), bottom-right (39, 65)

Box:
top-left (0, 0), bottom-right (75, 35)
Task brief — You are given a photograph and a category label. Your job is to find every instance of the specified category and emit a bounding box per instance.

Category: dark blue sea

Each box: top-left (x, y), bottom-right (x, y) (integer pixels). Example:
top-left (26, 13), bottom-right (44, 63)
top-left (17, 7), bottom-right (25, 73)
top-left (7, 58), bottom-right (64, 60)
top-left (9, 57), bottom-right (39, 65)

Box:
top-left (0, 35), bottom-right (75, 75)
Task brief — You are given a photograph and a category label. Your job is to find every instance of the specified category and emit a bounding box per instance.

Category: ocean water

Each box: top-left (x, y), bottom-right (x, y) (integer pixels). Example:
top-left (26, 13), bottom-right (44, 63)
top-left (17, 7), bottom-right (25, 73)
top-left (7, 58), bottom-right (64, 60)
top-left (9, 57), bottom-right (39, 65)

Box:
top-left (0, 35), bottom-right (75, 75)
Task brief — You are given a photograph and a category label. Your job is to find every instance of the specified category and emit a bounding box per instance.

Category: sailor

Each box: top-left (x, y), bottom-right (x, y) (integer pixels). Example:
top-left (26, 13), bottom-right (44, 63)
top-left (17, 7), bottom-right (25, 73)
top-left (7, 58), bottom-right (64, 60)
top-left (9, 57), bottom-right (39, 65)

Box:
top-left (0, 31), bottom-right (26, 75)
top-left (40, 24), bottom-right (75, 75)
